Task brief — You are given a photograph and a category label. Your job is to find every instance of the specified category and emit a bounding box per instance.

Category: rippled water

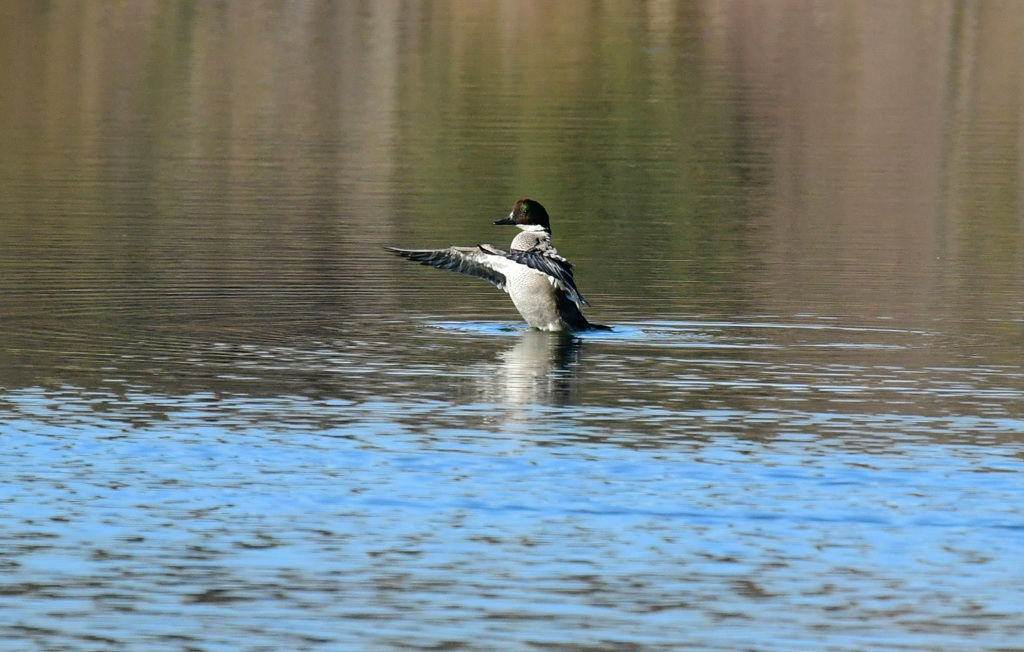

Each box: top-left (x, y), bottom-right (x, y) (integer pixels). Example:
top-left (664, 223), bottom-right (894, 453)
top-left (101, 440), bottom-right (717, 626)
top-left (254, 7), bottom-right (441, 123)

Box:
top-left (3, 1), bottom-right (1024, 650)
top-left (4, 316), bottom-right (1024, 649)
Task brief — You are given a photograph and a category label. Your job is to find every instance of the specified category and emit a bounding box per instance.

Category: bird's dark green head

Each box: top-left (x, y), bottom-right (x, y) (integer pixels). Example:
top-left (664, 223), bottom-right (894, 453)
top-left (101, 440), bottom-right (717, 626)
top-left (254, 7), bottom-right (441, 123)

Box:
top-left (493, 199), bottom-right (551, 232)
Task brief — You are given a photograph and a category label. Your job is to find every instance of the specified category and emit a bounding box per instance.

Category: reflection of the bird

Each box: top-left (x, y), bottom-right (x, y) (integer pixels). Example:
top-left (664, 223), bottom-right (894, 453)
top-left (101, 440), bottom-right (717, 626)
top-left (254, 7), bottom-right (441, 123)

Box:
top-left (488, 329), bottom-right (584, 406)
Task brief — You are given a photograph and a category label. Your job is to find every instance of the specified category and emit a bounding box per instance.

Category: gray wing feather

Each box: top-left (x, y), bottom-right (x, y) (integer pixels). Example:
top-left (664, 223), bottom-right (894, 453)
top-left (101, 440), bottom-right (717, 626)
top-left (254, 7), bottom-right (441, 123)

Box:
top-left (384, 246), bottom-right (508, 291)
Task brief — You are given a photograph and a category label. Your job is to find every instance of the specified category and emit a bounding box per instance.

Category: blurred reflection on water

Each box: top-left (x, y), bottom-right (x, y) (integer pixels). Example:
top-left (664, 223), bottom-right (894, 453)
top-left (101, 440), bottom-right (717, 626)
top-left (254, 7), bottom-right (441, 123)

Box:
top-left (2, 1), bottom-right (1024, 650)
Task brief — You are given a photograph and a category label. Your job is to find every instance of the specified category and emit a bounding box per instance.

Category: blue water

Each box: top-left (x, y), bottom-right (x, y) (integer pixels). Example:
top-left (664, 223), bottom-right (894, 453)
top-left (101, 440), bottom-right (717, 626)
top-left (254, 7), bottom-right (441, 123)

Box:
top-left (3, 348), bottom-right (1024, 651)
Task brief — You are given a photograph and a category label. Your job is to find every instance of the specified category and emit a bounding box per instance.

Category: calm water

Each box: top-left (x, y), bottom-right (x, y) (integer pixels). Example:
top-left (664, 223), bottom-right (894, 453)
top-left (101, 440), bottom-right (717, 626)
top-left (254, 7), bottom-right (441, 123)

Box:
top-left (3, 2), bottom-right (1024, 650)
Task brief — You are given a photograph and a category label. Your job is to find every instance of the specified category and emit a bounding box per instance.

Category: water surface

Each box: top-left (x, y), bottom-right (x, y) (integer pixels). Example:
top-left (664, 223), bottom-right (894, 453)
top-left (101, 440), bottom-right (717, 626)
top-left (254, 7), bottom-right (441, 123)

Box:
top-left (2, 1), bottom-right (1024, 650)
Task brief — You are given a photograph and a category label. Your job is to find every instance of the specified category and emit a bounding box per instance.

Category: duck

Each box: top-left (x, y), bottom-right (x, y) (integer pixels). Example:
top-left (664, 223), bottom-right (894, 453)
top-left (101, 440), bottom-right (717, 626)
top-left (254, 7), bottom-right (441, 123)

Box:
top-left (385, 199), bottom-right (608, 332)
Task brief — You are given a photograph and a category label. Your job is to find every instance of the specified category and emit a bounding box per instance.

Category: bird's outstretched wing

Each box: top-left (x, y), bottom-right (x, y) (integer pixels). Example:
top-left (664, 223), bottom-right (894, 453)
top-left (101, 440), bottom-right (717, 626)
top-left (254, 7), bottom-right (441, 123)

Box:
top-left (384, 245), bottom-right (509, 291)
top-left (504, 250), bottom-right (589, 306)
